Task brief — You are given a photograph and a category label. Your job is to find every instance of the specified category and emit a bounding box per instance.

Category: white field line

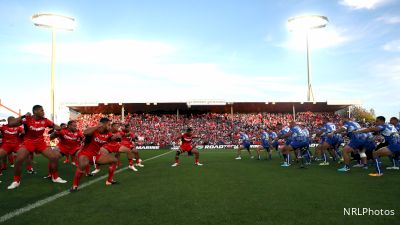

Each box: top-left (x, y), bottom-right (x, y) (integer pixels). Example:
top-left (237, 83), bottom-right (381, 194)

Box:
top-left (0, 150), bottom-right (174, 224)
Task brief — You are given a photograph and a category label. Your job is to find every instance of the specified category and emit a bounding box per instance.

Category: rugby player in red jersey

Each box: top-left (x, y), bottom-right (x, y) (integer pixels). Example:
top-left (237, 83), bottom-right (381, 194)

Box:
top-left (122, 124), bottom-right (144, 168)
top-left (70, 118), bottom-right (121, 192)
top-left (7, 105), bottom-right (67, 190)
top-left (92, 122), bottom-right (138, 173)
top-left (120, 124), bottom-right (142, 170)
top-left (0, 117), bottom-right (24, 176)
top-left (45, 120), bottom-right (84, 179)
top-left (171, 127), bottom-right (203, 167)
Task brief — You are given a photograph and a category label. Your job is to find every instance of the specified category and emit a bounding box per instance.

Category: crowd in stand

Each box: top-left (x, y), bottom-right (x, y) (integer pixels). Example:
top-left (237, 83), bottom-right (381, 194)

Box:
top-left (74, 112), bottom-right (344, 147)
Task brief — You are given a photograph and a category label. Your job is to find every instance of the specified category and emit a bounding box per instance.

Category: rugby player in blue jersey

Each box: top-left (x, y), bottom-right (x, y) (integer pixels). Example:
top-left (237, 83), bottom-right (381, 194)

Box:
top-left (235, 131), bottom-right (254, 160)
top-left (355, 116), bottom-right (400, 177)
top-left (279, 121), bottom-right (308, 167)
top-left (256, 127), bottom-right (271, 160)
top-left (336, 118), bottom-right (364, 172)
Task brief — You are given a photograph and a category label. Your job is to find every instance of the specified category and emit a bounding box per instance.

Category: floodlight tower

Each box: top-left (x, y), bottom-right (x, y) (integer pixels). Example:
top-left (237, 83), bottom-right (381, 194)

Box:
top-left (32, 13), bottom-right (75, 121)
top-left (288, 15), bottom-right (328, 102)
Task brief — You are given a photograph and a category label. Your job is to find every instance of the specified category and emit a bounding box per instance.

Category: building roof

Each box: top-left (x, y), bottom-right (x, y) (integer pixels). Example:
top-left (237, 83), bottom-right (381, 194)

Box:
top-left (67, 101), bottom-right (358, 114)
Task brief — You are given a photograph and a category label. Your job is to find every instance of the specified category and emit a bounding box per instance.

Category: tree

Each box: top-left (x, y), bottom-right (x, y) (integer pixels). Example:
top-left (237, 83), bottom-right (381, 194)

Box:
top-left (340, 105), bottom-right (376, 123)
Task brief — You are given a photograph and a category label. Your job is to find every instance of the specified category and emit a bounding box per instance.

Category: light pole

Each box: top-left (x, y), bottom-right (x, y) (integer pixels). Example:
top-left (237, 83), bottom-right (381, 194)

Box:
top-left (32, 13), bottom-right (75, 122)
top-left (287, 15), bottom-right (328, 102)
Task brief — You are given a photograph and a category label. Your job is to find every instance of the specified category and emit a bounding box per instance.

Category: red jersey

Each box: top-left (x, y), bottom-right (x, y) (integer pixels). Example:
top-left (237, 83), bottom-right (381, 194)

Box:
top-left (22, 115), bottom-right (54, 142)
top-left (0, 125), bottom-right (24, 144)
top-left (121, 131), bottom-right (135, 144)
top-left (56, 128), bottom-right (84, 150)
top-left (82, 130), bottom-right (112, 154)
top-left (181, 133), bottom-right (193, 145)
top-left (108, 131), bottom-right (123, 145)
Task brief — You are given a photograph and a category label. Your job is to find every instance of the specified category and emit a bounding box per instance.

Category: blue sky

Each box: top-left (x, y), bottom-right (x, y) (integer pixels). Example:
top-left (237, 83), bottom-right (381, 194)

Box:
top-left (0, 0), bottom-right (399, 121)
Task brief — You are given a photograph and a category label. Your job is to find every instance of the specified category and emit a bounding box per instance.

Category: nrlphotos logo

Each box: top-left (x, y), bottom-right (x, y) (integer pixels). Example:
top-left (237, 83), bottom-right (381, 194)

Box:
top-left (344, 208), bottom-right (395, 216)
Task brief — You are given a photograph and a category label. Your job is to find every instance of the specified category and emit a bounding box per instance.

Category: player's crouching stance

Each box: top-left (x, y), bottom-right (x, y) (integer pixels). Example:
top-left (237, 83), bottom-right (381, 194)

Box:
top-left (70, 118), bottom-right (121, 192)
top-left (171, 128), bottom-right (203, 167)
top-left (354, 116), bottom-right (400, 177)
top-left (8, 105), bottom-right (67, 190)
top-left (279, 121), bottom-right (309, 167)
top-left (235, 131), bottom-right (254, 160)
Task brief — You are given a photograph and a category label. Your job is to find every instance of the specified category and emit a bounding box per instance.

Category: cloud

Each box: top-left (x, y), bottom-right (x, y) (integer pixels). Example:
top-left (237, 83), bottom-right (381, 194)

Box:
top-left (383, 40), bottom-right (400, 52)
top-left (339, 0), bottom-right (392, 10)
top-left (363, 57), bottom-right (400, 116)
top-left (376, 15), bottom-right (400, 24)
top-left (22, 39), bottom-right (176, 68)
top-left (281, 26), bottom-right (350, 50)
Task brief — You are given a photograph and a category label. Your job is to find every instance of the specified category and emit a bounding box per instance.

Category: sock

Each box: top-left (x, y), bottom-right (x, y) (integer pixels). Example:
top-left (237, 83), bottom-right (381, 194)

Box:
top-left (52, 170), bottom-right (59, 179)
top-left (283, 154), bottom-right (287, 163)
top-left (48, 162), bottom-right (52, 176)
top-left (322, 152), bottom-right (327, 163)
top-left (73, 168), bottom-right (84, 187)
top-left (13, 175), bottom-right (21, 182)
top-left (85, 165), bottom-right (90, 175)
top-left (107, 163), bottom-right (116, 182)
top-left (175, 158), bottom-right (179, 164)
top-left (195, 158), bottom-right (199, 164)
top-left (26, 164), bottom-right (33, 171)
top-left (95, 164), bottom-right (100, 170)
top-left (268, 152), bottom-right (272, 160)
top-left (136, 158), bottom-right (140, 164)
top-left (8, 154), bottom-right (14, 165)
top-left (287, 154), bottom-right (291, 164)
top-left (374, 157), bottom-right (382, 174)
top-left (335, 149), bottom-right (342, 158)
top-left (304, 151), bottom-right (311, 163)
top-left (128, 159), bottom-right (133, 166)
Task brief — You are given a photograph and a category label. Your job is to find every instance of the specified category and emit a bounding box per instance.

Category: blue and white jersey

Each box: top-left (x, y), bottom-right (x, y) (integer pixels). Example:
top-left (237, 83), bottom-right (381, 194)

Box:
top-left (240, 133), bottom-right (250, 144)
top-left (290, 126), bottom-right (307, 142)
top-left (279, 126), bottom-right (290, 137)
top-left (395, 122), bottom-right (400, 132)
top-left (359, 132), bottom-right (374, 142)
top-left (261, 131), bottom-right (269, 145)
top-left (302, 128), bottom-right (310, 138)
top-left (321, 122), bottom-right (336, 135)
top-left (376, 123), bottom-right (400, 145)
top-left (269, 131), bottom-right (278, 140)
top-left (342, 121), bottom-right (361, 139)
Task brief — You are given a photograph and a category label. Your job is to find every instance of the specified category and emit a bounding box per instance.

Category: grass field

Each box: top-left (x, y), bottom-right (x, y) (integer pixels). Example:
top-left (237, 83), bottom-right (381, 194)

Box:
top-left (0, 149), bottom-right (399, 225)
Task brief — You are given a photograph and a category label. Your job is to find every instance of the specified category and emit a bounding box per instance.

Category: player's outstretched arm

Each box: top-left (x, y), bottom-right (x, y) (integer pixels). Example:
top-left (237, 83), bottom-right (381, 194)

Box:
top-left (354, 127), bottom-right (380, 133)
top-left (279, 132), bottom-right (292, 139)
top-left (8, 112), bottom-right (31, 126)
top-left (84, 124), bottom-right (103, 136)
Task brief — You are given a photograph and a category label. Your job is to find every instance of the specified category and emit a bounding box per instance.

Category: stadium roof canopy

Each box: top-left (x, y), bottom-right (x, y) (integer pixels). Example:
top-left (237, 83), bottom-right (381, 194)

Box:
top-left (67, 100), bottom-right (360, 115)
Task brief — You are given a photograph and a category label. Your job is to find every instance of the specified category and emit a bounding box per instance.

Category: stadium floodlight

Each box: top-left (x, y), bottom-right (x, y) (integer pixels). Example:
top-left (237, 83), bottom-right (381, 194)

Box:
top-left (287, 15), bottom-right (328, 102)
top-left (32, 13), bottom-right (75, 122)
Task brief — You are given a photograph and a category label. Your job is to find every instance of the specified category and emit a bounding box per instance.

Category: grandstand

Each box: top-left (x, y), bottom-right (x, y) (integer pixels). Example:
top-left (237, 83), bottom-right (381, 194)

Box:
top-left (67, 100), bottom-right (360, 117)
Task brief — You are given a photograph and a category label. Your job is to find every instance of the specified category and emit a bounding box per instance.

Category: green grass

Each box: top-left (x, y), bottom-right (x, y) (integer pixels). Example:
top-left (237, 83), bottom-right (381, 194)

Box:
top-left (1, 149), bottom-right (400, 225)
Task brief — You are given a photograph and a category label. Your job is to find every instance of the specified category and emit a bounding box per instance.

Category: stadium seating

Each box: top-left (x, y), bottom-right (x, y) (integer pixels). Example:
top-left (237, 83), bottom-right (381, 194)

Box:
top-left (73, 112), bottom-right (343, 147)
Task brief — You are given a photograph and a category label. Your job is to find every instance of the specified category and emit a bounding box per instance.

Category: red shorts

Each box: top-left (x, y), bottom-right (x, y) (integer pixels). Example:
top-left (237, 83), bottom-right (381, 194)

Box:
top-left (180, 144), bottom-right (193, 152)
top-left (58, 145), bottom-right (81, 156)
top-left (21, 140), bottom-right (48, 153)
top-left (1, 143), bottom-right (21, 153)
top-left (121, 141), bottom-right (134, 149)
top-left (104, 142), bottom-right (121, 153)
top-left (78, 150), bottom-right (102, 165)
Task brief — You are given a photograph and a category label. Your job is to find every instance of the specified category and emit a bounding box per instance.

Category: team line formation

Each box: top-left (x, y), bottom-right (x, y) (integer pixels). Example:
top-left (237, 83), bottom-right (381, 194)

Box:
top-left (0, 105), bottom-right (399, 192)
